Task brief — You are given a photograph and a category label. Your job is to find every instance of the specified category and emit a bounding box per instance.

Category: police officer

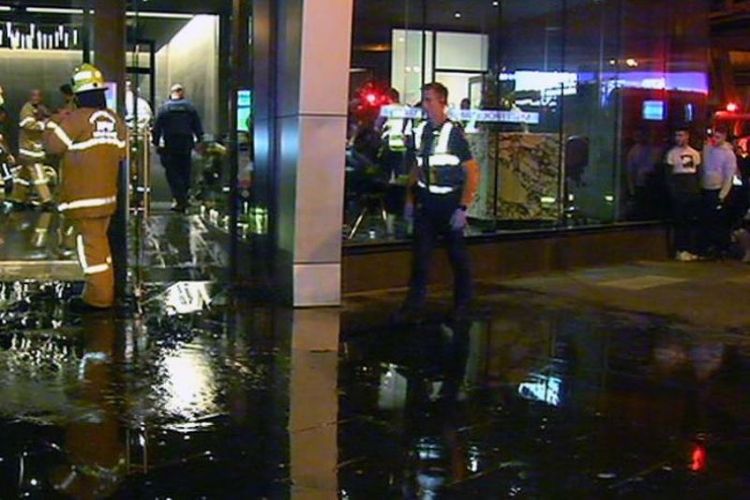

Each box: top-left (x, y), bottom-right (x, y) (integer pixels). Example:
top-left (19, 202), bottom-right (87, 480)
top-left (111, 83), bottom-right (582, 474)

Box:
top-left (10, 89), bottom-right (53, 209)
top-left (378, 88), bottom-right (412, 236)
top-left (396, 82), bottom-right (480, 320)
top-left (43, 64), bottom-right (127, 313)
top-left (152, 83), bottom-right (204, 213)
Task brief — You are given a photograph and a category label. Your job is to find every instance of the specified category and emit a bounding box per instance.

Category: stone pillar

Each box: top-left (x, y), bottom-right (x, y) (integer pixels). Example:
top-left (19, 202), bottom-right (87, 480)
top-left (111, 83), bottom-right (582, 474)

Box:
top-left (254, 0), bottom-right (353, 306)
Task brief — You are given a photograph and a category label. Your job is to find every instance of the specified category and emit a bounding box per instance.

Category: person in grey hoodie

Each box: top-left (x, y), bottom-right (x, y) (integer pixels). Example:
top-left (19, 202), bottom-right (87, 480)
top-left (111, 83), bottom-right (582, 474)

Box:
top-left (699, 126), bottom-right (737, 256)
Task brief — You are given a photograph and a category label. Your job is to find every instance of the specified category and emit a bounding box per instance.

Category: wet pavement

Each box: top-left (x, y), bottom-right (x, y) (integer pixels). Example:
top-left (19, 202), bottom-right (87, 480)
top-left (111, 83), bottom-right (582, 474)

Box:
top-left (0, 275), bottom-right (748, 498)
top-left (2, 213), bottom-right (750, 497)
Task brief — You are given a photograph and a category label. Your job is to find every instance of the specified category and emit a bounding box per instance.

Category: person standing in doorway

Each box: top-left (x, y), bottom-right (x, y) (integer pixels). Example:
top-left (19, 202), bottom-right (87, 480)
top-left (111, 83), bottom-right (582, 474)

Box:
top-left (699, 126), bottom-right (737, 257)
top-left (9, 89), bottom-right (54, 209)
top-left (43, 64), bottom-right (127, 313)
top-left (394, 82), bottom-right (480, 321)
top-left (665, 126), bottom-right (701, 261)
top-left (152, 83), bottom-right (204, 213)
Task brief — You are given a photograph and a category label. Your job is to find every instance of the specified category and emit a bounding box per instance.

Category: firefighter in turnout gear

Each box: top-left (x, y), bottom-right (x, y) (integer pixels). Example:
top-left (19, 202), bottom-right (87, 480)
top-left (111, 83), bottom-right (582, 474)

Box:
top-left (43, 63), bottom-right (127, 312)
top-left (0, 105), bottom-right (15, 202)
top-left (10, 89), bottom-right (54, 208)
top-left (394, 82), bottom-right (480, 321)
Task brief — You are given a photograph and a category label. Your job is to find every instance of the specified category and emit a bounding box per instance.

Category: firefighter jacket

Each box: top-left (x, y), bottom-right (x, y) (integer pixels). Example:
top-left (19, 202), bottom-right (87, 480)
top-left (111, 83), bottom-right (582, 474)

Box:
top-left (43, 107), bottom-right (127, 219)
top-left (0, 128), bottom-right (12, 183)
top-left (18, 102), bottom-right (47, 163)
top-left (0, 127), bottom-right (9, 157)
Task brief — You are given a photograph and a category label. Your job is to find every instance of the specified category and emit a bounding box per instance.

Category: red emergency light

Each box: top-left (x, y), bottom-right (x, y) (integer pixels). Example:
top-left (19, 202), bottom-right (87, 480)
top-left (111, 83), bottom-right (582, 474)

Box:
top-left (726, 102), bottom-right (739, 113)
top-left (364, 92), bottom-right (378, 106)
top-left (690, 444), bottom-right (707, 472)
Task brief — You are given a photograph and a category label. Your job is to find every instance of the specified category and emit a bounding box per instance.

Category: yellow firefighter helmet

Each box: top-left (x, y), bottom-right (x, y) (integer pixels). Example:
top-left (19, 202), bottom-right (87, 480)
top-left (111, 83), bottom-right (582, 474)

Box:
top-left (71, 63), bottom-right (107, 94)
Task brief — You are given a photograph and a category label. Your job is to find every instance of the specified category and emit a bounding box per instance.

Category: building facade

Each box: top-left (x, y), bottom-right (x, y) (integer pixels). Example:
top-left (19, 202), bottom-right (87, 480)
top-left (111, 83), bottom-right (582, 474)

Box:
top-left (0, 0), bottom-right (712, 305)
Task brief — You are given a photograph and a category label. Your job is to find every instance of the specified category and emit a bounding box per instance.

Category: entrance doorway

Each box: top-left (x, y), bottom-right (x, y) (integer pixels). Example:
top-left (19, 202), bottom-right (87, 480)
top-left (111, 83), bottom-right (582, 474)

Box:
top-left (0, 1), bottom-right (252, 304)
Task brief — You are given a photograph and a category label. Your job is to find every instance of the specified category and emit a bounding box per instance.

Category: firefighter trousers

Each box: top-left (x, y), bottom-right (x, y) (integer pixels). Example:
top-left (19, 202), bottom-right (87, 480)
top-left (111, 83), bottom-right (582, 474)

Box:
top-left (0, 160), bottom-right (13, 200)
top-left (9, 161), bottom-right (52, 204)
top-left (73, 216), bottom-right (114, 308)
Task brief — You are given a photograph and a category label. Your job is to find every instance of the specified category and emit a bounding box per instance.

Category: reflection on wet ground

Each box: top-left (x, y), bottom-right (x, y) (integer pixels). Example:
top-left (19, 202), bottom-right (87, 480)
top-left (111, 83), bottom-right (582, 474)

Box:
top-left (0, 211), bottom-right (76, 262)
top-left (1, 280), bottom-right (750, 498)
top-left (133, 214), bottom-right (228, 283)
top-left (0, 211), bottom-right (225, 283)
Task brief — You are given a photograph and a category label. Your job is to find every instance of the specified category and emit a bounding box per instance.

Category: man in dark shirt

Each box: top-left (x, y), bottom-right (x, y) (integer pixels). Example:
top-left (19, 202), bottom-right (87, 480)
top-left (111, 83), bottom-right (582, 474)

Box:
top-left (394, 82), bottom-right (480, 321)
top-left (152, 83), bottom-right (204, 213)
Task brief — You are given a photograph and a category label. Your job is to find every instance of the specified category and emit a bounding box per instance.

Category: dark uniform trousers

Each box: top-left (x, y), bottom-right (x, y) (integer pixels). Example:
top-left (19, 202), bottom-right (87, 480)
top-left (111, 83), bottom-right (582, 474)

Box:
top-left (161, 147), bottom-right (192, 206)
top-left (408, 189), bottom-right (473, 309)
top-left (698, 189), bottom-right (731, 254)
top-left (74, 216), bottom-right (114, 308)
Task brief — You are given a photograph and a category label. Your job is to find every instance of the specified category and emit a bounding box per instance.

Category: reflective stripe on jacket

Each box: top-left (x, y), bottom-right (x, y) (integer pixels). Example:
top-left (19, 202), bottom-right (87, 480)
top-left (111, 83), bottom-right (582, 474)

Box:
top-left (414, 120), bottom-right (464, 194)
top-left (382, 118), bottom-right (412, 152)
top-left (43, 107), bottom-right (127, 219)
top-left (18, 102), bottom-right (46, 163)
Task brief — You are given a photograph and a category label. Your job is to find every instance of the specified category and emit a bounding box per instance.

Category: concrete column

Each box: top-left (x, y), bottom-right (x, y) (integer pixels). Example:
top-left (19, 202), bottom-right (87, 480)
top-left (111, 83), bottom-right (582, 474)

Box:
top-left (254, 0), bottom-right (353, 306)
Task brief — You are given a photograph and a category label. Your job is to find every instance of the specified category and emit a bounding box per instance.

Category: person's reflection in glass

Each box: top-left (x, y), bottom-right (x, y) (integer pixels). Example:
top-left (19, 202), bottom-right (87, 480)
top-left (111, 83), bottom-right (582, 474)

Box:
top-left (50, 313), bottom-right (126, 498)
top-left (401, 320), bottom-right (472, 499)
top-left (378, 88), bottom-right (411, 238)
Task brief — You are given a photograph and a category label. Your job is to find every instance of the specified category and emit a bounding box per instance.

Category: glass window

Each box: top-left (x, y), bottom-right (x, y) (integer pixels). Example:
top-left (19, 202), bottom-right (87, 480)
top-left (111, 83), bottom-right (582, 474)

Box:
top-left (344, 0), bottom-right (710, 246)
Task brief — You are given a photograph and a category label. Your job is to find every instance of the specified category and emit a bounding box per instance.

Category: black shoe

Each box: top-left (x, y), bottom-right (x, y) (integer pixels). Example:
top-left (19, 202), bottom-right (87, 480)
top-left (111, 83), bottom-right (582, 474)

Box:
top-left (67, 297), bottom-right (113, 315)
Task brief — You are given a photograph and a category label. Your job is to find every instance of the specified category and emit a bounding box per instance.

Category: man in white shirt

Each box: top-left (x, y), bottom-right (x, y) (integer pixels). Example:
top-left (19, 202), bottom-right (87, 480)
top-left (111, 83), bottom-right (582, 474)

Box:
top-left (699, 126), bottom-right (737, 256)
top-left (665, 126), bottom-right (701, 261)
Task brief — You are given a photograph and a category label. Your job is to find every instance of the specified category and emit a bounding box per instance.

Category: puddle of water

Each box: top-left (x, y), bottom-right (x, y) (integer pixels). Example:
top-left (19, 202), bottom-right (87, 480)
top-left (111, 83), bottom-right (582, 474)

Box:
top-left (1, 284), bottom-right (749, 497)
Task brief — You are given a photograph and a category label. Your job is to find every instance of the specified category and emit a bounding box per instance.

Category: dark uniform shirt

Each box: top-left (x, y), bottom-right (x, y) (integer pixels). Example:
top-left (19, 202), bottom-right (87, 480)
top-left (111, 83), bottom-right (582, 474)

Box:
top-left (153, 98), bottom-right (204, 152)
top-left (409, 120), bottom-right (473, 193)
top-left (412, 120), bottom-right (472, 162)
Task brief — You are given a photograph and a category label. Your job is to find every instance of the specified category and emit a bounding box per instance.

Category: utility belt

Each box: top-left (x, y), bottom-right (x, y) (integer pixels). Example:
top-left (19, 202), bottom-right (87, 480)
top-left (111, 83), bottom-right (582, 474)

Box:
top-left (416, 181), bottom-right (459, 195)
top-left (415, 183), bottom-right (462, 201)
top-left (416, 163), bottom-right (465, 195)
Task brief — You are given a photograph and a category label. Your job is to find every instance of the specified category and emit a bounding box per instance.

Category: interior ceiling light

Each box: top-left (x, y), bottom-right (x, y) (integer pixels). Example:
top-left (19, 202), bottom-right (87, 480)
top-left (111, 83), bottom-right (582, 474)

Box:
top-left (126, 11), bottom-right (195, 19)
top-left (493, 1), bottom-right (499, 6)
top-left (454, 11), bottom-right (462, 18)
top-left (4, 6), bottom-right (193, 19)
top-left (26, 7), bottom-right (85, 14)
top-left (0, 20), bottom-right (79, 51)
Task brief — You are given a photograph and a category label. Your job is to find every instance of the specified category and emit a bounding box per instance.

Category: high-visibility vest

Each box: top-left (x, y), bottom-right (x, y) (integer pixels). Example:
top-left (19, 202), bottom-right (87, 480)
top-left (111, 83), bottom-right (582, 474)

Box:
top-left (382, 117), bottom-right (412, 152)
top-left (414, 120), bottom-right (464, 194)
